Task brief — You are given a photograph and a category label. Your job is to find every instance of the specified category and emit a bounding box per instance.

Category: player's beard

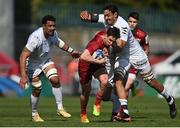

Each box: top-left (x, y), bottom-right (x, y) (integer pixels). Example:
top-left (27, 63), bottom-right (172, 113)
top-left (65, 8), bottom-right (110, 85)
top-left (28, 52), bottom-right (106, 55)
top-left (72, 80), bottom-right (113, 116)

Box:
top-left (49, 30), bottom-right (55, 36)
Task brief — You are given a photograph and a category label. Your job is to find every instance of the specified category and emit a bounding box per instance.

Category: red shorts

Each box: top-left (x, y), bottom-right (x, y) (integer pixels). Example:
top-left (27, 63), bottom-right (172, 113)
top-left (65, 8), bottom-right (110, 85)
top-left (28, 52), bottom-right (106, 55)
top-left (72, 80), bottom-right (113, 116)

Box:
top-left (128, 67), bottom-right (138, 75)
top-left (78, 59), bottom-right (107, 85)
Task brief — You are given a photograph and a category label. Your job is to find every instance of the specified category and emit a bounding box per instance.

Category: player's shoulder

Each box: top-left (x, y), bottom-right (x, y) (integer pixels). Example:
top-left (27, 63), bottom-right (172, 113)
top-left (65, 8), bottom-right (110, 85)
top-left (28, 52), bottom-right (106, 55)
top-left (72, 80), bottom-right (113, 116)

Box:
top-left (115, 16), bottom-right (130, 31)
top-left (30, 27), bottom-right (42, 38)
top-left (117, 16), bottom-right (129, 26)
top-left (135, 27), bottom-right (148, 37)
top-left (87, 30), bottom-right (104, 49)
top-left (28, 27), bottom-right (43, 43)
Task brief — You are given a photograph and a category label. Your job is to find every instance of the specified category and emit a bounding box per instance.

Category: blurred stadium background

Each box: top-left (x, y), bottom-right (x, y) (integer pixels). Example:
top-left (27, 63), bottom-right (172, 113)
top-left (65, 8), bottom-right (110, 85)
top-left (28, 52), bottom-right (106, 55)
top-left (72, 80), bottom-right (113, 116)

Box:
top-left (0, 0), bottom-right (180, 97)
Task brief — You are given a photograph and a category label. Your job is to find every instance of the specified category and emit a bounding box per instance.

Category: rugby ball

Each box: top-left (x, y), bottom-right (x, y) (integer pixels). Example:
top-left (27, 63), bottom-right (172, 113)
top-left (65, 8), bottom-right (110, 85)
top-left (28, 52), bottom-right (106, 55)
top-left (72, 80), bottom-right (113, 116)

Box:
top-left (92, 49), bottom-right (104, 59)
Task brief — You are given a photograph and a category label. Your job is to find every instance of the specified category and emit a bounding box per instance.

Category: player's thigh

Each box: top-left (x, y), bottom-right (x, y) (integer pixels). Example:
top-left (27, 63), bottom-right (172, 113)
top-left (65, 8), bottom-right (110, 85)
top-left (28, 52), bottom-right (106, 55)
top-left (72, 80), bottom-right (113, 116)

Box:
top-left (31, 76), bottom-right (42, 96)
top-left (138, 61), bottom-right (155, 83)
top-left (94, 67), bottom-right (108, 85)
top-left (79, 65), bottom-right (92, 92)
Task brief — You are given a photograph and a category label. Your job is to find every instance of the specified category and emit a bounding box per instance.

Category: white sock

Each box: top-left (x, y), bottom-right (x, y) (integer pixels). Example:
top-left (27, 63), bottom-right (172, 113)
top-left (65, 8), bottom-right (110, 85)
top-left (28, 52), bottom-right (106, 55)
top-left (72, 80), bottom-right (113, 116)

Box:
top-left (169, 97), bottom-right (174, 105)
top-left (52, 87), bottom-right (63, 110)
top-left (161, 88), bottom-right (170, 99)
top-left (161, 88), bottom-right (174, 104)
top-left (31, 94), bottom-right (39, 116)
top-left (119, 99), bottom-right (129, 115)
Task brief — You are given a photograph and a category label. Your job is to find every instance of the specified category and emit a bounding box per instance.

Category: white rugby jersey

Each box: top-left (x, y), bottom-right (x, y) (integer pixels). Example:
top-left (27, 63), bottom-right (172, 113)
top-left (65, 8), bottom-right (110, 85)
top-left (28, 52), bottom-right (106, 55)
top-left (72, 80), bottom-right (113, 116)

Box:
top-left (25, 27), bottom-right (60, 70)
top-left (98, 14), bottom-right (147, 62)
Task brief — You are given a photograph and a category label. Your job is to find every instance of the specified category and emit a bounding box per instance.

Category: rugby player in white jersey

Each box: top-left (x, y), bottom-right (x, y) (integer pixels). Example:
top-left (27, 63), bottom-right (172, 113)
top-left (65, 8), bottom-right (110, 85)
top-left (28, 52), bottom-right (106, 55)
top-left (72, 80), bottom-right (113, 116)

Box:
top-left (19, 15), bottom-right (80, 122)
top-left (80, 4), bottom-right (177, 121)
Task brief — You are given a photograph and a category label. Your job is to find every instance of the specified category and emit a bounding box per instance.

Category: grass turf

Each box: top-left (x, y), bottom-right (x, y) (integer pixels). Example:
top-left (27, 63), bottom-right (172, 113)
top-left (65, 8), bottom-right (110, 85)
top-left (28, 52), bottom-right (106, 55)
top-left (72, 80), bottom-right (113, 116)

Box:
top-left (0, 96), bottom-right (179, 127)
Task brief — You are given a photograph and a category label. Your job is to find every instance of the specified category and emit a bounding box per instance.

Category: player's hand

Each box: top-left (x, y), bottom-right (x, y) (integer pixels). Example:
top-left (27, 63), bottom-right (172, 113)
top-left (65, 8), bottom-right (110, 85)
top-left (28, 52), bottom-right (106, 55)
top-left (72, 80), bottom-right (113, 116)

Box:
top-left (96, 56), bottom-right (107, 64)
top-left (80, 11), bottom-right (91, 21)
top-left (19, 77), bottom-right (27, 89)
top-left (103, 47), bottom-right (109, 57)
top-left (70, 50), bottom-right (81, 58)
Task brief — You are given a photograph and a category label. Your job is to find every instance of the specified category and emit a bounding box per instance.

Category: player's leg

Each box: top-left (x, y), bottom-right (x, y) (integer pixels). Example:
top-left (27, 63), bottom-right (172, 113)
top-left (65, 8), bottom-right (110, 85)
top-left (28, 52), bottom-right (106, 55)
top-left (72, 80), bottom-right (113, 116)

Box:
top-left (78, 62), bottom-right (93, 123)
top-left (80, 82), bottom-right (91, 123)
top-left (101, 80), bottom-right (121, 121)
top-left (140, 61), bottom-right (177, 119)
top-left (93, 67), bottom-right (108, 117)
top-left (43, 62), bottom-right (71, 118)
top-left (101, 71), bottom-right (123, 121)
top-left (30, 76), bottom-right (44, 122)
top-left (109, 70), bottom-right (129, 122)
top-left (110, 88), bottom-right (121, 121)
top-left (101, 73), bottom-right (130, 122)
top-left (103, 60), bottom-right (122, 121)
top-left (125, 73), bottom-right (136, 98)
top-left (113, 66), bottom-right (131, 122)
top-left (93, 56), bottom-right (114, 117)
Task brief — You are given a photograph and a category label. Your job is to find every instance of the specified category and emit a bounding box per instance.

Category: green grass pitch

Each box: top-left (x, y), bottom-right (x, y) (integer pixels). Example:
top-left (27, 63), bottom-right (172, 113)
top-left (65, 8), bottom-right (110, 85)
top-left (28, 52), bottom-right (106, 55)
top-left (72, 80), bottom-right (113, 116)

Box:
top-left (0, 96), bottom-right (179, 127)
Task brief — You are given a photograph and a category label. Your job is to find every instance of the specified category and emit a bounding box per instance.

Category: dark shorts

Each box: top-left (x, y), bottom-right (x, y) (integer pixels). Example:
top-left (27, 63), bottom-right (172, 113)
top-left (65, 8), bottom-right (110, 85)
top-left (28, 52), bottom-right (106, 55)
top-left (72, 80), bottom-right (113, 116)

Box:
top-left (78, 59), bottom-right (107, 85)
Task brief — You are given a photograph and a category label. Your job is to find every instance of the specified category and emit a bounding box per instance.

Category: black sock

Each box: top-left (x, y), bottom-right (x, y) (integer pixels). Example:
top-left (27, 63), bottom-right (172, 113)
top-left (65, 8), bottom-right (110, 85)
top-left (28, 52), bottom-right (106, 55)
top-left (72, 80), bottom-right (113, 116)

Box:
top-left (166, 96), bottom-right (172, 103)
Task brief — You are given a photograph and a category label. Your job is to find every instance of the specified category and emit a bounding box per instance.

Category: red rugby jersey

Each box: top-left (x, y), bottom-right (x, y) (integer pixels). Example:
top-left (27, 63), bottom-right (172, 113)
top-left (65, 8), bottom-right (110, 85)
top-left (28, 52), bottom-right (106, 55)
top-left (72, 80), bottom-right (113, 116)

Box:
top-left (133, 27), bottom-right (149, 50)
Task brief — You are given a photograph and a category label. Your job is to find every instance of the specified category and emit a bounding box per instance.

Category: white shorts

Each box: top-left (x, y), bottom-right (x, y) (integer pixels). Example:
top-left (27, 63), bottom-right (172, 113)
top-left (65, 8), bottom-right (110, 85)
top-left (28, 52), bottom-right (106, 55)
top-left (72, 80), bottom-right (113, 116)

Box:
top-left (130, 58), bottom-right (152, 75)
top-left (27, 61), bottom-right (54, 78)
top-left (115, 57), bottom-right (152, 75)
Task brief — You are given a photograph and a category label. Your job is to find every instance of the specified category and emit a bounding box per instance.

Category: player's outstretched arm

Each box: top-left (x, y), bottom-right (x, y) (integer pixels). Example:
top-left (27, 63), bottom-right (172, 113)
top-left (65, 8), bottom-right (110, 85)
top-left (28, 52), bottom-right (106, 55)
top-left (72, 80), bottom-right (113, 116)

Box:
top-left (57, 38), bottom-right (81, 58)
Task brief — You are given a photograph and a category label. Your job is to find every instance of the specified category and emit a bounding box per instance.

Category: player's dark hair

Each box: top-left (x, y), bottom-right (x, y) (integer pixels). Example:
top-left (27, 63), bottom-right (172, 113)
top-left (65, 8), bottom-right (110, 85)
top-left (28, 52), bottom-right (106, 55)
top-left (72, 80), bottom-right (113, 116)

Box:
top-left (103, 4), bottom-right (119, 15)
top-left (41, 15), bottom-right (56, 25)
top-left (107, 27), bottom-right (120, 39)
top-left (128, 12), bottom-right (139, 20)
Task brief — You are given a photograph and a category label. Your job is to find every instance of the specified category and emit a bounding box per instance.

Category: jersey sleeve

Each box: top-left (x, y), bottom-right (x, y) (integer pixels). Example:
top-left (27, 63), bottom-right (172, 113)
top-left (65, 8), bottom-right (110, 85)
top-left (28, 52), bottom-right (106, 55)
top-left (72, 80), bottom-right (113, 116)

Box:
top-left (114, 17), bottom-right (130, 42)
top-left (98, 14), bottom-right (105, 23)
top-left (25, 35), bottom-right (39, 52)
top-left (119, 25), bottom-right (129, 42)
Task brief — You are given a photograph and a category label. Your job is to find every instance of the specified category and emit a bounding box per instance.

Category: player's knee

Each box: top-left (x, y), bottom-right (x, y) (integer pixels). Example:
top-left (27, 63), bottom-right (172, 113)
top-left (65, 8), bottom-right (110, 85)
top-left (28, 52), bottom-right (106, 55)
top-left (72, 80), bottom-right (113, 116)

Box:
top-left (142, 70), bottom-right (155, 84)
top-left (49, 76), bottom-right (59, 85)
top-left (46, 68), bottom-right (60, 86)
top-left (82, 90), bottom-right (91, 98)
top-left (32, 89), bottom-right (41, 97)
top-left (99, 76), bottom-right (108, 86)
top-left (81, 83), bottom-right (91, 96)
top-left (99, 75), bottom-right (108, 93)
top-left (32, 80), bottom-right (42, 88)
top-left (31, 80), bottom-right (42, 96)
top-left (46, 68), bottom-right (58, 81)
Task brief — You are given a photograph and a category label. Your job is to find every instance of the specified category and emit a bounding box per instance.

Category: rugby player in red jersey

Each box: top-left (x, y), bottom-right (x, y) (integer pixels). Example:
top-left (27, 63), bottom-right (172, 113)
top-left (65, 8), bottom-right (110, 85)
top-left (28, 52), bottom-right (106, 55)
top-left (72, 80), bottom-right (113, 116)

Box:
top-left (125, 12), bottom-right (150, 98)
top-left (78, 27), bottom-right (120, 123)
